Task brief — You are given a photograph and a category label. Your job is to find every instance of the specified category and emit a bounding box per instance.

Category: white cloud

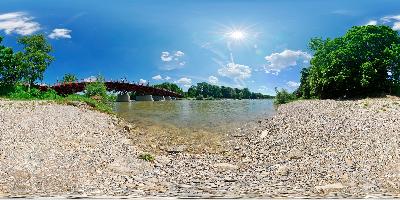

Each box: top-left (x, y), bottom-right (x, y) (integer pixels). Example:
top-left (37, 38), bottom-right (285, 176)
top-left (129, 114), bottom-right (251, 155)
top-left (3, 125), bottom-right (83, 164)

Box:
top-left (174, 51), bottom-right (184, 57)
top-left (287, 81), bottom-right (300, 88)
top-left (152, 75), bottom-right (163, 80)
top-left (208, 76), bottom-right (219, 85)
top-left (139, 79), bottom-right (147, 84)
top-left (84, 76), bottom-right (97, 82)
top-left (218, 62), bottom-right (252, 80)
top-left (264, 49), bottom-right (311, 75)
top-left (48, 28), bottom-right (72, 39)
top-left (393, 22), bottom-right (400, 31)
top-left (366, 20), bottom-right (377, 25)
top-left (160, 50), bottom-right (186, 70)
top-left (367, 15), bottom-right (400, 31)
top-left (161, 52), bottom-right (173, 62)
top-left (165, 76), bottom-right (171, 81)
top-left (0, 12), bottom-right (40, 35)
top-left (175, 77), bottom-right (192, 85)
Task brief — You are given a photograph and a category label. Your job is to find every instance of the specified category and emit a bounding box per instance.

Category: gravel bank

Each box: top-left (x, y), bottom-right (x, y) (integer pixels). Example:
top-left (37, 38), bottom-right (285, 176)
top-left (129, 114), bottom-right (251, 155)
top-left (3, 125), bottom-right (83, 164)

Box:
top-left (1, 98), bottom-right (400, 198)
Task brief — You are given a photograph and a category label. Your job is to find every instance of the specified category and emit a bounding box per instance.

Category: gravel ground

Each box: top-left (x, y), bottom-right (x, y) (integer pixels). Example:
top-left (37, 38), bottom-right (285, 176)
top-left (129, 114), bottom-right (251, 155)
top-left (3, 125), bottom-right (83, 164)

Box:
top-left (1, 98), bottom-right (400, 198)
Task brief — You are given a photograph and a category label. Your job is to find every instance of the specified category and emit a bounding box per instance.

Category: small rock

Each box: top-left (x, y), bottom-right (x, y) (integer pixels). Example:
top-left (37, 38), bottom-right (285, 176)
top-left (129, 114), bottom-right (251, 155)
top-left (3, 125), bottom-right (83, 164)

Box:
top-left (315, 183), bottom-right (346, 190)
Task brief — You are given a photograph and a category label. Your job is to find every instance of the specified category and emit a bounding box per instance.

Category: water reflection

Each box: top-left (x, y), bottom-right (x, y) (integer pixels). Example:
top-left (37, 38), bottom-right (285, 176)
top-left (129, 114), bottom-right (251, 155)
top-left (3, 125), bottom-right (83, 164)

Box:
top-left (114, 99), bottom-right (275, 133)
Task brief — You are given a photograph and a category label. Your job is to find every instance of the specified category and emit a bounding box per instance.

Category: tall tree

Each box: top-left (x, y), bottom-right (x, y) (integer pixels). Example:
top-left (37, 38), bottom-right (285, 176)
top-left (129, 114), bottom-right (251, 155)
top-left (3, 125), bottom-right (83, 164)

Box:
top-left (18, 34), bottom-right (54, 87)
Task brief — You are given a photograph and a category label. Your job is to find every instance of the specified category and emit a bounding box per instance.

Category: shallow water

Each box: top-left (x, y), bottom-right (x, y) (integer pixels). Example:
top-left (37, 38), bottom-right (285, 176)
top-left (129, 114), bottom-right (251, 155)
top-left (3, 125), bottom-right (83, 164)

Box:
top-left (114, 99), bottom-right (275, 133)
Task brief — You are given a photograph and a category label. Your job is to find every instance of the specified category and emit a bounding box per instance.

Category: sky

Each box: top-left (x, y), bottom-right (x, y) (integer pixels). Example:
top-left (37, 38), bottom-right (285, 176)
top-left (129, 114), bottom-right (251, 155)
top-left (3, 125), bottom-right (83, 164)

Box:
top-left (0, 0), bottom-right (399, 95)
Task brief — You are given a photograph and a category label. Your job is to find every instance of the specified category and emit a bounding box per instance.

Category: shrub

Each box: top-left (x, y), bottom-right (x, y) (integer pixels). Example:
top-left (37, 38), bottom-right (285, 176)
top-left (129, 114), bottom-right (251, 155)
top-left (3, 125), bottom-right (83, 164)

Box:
top-left (84, 76), bottom-right (107, 98)
top-left (138, 153), bottom-right (155, 162)
top-left (274, 88), bottom-right (296, 105)
top-left (196, 94), bottom-right (204, 100)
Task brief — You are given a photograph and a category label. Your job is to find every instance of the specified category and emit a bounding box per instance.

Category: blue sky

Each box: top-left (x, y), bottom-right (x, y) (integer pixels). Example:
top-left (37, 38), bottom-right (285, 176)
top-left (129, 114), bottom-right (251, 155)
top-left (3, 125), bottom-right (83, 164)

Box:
top-left (0, 0), bottom-right (399, 94)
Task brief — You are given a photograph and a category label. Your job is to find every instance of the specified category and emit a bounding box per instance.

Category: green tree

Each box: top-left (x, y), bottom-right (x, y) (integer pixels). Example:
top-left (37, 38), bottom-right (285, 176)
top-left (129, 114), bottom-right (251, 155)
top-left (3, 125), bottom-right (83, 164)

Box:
top-left (153, 82), bottom-right (184, 95)
top-left (300, 25), bottom-right (400, 99)
top-left (18, 34), bottom-right (54, 87)
top-left (0, 36), bottom-right (23, 86)
top-left (84, 75), bottom-right (107, 98)
top-left (61, 73), bottom-right (78, 83)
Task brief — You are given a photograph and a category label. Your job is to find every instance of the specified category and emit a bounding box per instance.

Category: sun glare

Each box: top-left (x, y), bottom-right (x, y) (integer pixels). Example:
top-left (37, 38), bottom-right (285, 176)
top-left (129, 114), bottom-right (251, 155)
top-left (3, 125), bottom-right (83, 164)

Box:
top-left (229, 30), bottom-right (246, 40)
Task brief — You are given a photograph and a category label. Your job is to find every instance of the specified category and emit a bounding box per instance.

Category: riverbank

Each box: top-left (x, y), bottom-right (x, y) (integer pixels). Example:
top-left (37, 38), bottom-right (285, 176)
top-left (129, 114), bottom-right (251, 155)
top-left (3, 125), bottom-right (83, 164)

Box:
top-left (1, 98), bottom-right (400, 198)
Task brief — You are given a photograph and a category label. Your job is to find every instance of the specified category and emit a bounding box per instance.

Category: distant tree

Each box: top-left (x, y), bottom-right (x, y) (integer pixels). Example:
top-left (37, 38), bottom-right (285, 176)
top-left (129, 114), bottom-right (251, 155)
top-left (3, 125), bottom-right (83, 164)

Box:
top-left (61, 73), bottom-right (78, 83)
top-left (153, 82), bottom-right (184, 95)
top-left (18, 34), bottom-right (54, 87)
top-left (300, 25), bottom-right (400, 98)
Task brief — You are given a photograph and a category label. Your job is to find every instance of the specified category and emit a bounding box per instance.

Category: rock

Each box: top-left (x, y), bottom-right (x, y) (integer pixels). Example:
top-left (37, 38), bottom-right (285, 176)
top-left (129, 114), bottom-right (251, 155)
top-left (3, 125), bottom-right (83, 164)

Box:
top-left (166, 145), bottom-right (185, 154)
top-left (276, 165), bottom-right (289, 176)
top-left (260, 130), bottom-right (269, 138)
top-left (213, 163), bottom-right (238, 170)
top-left (124, 124), bottom-right (135, 132)
top-left (315, 183), bottom-right (346, 190)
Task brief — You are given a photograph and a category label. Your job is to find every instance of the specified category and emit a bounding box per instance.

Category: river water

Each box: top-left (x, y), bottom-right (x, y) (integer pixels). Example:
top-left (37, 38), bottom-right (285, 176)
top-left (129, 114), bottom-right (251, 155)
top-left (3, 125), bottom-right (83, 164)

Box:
top-left (114, 99), bottom-right (275, 133)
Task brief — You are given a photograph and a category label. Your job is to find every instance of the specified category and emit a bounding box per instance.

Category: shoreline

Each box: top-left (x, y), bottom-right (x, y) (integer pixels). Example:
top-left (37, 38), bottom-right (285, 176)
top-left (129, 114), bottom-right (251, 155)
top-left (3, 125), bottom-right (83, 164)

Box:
top-left (1, 98), bottom-right (400, 198)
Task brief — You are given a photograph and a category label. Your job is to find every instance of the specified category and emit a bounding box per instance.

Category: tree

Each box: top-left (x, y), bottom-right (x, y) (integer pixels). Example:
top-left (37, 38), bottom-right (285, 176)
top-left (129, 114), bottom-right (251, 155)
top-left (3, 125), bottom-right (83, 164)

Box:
top-left (18, 34), bottom-right (54, 87)
top-left (300, 25), bottom-right (400, 99)
top-left (153, 82), bottom-right (184, 95)
top-left (61, 73), bottom-right (78, 83)
top-left (0, 36), bottom-right (24, 86)
top-left (84, 75), bottom-right (107, 98)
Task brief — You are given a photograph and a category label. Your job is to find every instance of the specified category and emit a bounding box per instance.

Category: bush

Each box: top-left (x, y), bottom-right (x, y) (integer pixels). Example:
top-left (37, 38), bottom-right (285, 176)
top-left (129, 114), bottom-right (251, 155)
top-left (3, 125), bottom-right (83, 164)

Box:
top-left (84, 77), bottom-right (107, 98)
top-left (57, 94), bottom-right (114, 114)
top-left (196, 94), bottom-right (204, 100)
top-left (5, 84), bottom-right (60, 100)
top-left (138, 153), bottom-right (155, 162)
top-left (274, 88), bottom-right (296, 105)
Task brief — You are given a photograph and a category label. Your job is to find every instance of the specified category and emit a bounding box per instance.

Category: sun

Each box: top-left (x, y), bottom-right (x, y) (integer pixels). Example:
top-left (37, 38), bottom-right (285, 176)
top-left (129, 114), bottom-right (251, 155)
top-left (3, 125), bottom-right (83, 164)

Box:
top-left (228, 30), bottom-right (246, 40)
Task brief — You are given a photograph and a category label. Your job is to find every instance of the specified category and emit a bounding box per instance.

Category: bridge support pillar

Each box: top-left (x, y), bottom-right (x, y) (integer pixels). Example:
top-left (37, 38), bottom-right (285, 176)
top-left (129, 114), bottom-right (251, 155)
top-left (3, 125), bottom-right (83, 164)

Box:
top-left (136, 95), bottom-right (154, 101)
top-left (153, 96), bottom-right (165, 101)
top-left (172, 97), bottom-right (177, 100)
top-left (116, 93), bottom-right (130, 102)
top-left (165, 96), bottom-right (172, 101)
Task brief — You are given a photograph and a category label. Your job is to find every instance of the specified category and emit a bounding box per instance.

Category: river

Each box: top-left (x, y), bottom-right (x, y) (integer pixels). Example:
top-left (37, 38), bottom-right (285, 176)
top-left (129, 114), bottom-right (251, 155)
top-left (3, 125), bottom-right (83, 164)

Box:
top-left (114, 99), bottom-right (275, 133)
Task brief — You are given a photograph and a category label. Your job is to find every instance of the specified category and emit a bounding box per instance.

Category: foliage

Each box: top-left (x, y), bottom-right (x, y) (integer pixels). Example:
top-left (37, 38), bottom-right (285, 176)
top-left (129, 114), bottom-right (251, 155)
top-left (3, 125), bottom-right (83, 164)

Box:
top-left (274, 88), bottom-right (297, 105)
top-left (299, 25), bottom-right (400, 99)
top-left (84, 76), bottom-right (107, 98)
top-left (0, 37), bottom-right (24, 86)
top-left (3, 84), bottom-right (60, 100)
top-left (138, 153), bottom-right (155, 162)
top-left (153, 82), bottom-right (184, 95)
top-left (61, 73), bottom-right (78, 83)
top-left (186, 82), bottom-right (273, 99)
top-left (58, 94), bottom-right (114, 114)
top-left (17, 34), bottom-right (54, 86)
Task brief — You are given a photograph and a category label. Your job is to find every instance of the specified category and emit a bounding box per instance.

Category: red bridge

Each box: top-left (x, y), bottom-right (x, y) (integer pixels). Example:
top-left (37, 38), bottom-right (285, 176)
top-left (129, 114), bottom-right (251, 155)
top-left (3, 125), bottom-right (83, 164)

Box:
top-left (38, 81), bottom-right (183, 98)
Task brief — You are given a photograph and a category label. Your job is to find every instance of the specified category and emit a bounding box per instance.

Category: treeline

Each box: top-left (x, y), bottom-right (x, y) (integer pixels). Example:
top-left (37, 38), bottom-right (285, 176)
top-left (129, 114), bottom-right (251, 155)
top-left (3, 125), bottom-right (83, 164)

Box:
top-left (186, 82), bottom-right (273, 99)
top-left (153, 82), bottom-right (184, 95)
top-left (298, 25), bottom-right (400, 99)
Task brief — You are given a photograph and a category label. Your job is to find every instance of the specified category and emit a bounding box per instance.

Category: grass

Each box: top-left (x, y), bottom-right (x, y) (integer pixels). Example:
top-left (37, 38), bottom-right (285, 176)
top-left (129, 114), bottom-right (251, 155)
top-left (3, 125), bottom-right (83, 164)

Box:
top-left (138, 153), bottom-right (155, 162)
top-left (0, 84), bottom-right (115, 114)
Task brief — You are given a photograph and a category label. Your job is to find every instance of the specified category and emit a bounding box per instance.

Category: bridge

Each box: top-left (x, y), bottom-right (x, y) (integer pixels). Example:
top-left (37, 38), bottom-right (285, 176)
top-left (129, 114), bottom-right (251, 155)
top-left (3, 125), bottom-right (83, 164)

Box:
top-left (38, 81), bottom-right (183, 101)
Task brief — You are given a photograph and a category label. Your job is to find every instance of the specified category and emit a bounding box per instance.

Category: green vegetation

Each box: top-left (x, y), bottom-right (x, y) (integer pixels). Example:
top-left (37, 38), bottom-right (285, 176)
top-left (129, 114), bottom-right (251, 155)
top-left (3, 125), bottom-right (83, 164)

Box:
top-left (61, 73), bottom-right (78, 83)
top-left (274, 88), bottom-right (297, 105)
top-left (138, 153), bottom-right (155, 162)
top-left (84, 76), bottom-right (107, 98)
top-left (276, 25), bottom-right (400, 105)
top-left (186, 82), bottom-right (273, 99)
top-left (298, 25), bottom-right (400, 99)
top-left (0, 35), bottom-right (114, 114)
top-left (153, 82), bottom-right (184, 95)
